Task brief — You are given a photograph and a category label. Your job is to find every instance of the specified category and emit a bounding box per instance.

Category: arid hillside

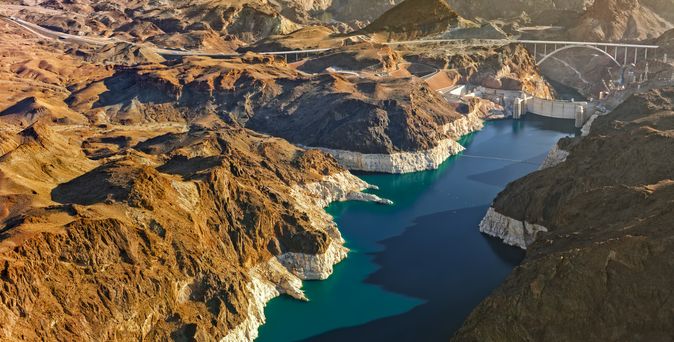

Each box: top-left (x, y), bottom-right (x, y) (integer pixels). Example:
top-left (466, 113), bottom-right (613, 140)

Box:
top-left (8, 1), bottom-right (672, 340)
top-left (2, 0), bottom-right (301, 51)
top-left (0, 119), bottom-right (377, 341)
top-left (0, 19), bottom-right (113, 125)
top-left (0, 5), bottom-right (552, 167)
top-left (446, 0), bottom-right (591, 20)
top-left (0, 18), bottom-right (390, 341)
top-left (63, 40), bottom-right (549, 160)
top-left (0, 6), bottom-right (556, 337)
top-left (568, 0), bottom-right (673, 41)
top-left (656, 28), bottom-right (674, 54)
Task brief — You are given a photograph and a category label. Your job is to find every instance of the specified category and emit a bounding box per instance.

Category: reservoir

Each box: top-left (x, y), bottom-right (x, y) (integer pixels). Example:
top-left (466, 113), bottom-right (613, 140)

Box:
top-left (258, 116), bottom-right (577, 341)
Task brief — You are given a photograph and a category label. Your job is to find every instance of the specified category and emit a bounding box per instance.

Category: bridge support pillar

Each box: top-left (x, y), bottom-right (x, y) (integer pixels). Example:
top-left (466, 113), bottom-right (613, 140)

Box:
top-left (534, 44), bottom-right (537, 59)
top-left (574, 105), bottom-right (585, 128)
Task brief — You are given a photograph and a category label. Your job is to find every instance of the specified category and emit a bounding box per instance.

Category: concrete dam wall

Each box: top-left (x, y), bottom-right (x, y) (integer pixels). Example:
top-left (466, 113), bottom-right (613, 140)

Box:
top-left (527, 97), bottom-right (586, 120)
top-left (475, 87), bottom-right (595, 127)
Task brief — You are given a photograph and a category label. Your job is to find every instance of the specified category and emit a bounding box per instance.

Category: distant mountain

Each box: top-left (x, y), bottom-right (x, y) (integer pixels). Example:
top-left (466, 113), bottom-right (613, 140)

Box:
top-left (446, 0), bottom-right (591, 20)
top-left (362, 0), bottom-right (477, 40)
top-left (568, 0), bottom-right (673, 41)
top-left (655, 28), bottom-right (674, 54)
top-left (275, 0), bottom-right (403, 23)
top-left (641, 0), bottom-right (674, 23)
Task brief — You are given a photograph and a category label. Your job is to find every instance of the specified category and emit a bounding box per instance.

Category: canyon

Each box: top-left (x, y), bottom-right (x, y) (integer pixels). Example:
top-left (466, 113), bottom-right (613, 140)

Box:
top-left (0, 2), bottom-right (537, 339)
top-left (0, 0), bottom-right (673, 340)
top-left (456, 87), bottom-right (674, 341)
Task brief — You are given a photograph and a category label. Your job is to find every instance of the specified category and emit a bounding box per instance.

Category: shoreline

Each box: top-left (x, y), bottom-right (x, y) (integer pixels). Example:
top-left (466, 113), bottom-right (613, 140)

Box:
top-left (221, 171), bottom-right (390, 341)
top-left (307, 110), bottom-right (485, 174)
top-left (231, 111), bottom-right (569, 340)
top-left (226, 111), bottom-right (486, 340)
top-left (478, 207), bottom-right (549, 249)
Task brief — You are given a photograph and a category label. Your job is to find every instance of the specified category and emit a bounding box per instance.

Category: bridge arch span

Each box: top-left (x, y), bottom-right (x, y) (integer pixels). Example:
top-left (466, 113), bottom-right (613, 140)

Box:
top-left (537, 45), bottom-right (622, 67)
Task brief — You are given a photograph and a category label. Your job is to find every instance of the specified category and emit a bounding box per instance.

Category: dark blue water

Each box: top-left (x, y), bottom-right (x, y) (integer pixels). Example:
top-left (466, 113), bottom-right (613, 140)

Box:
top-left (258, 116), bottom-right (577, 342)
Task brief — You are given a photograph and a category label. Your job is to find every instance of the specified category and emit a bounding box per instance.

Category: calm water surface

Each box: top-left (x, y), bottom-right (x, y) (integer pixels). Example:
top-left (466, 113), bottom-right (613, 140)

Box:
top-left (258, 116), bottom-right (576, 342)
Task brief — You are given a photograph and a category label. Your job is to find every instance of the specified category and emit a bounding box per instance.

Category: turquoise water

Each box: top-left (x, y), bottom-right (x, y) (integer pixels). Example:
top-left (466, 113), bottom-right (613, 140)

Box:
top-left (257, 116), bottom-right (577, 342)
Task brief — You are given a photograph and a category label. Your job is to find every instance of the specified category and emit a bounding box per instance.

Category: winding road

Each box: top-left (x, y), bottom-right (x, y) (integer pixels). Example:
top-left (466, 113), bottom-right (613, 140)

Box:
top-left (2, 15), bottom-right (660, 63)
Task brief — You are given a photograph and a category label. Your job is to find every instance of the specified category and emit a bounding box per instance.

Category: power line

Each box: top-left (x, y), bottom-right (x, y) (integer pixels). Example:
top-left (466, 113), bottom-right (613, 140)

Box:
top-left (458, 154), bottom-right (540, 165)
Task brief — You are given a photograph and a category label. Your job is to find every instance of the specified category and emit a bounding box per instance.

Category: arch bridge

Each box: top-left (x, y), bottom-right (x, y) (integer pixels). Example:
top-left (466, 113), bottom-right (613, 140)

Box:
top-left (383, 39), bottom-right (661, 66)
top-left (517, 40), bottom-right (661, 66)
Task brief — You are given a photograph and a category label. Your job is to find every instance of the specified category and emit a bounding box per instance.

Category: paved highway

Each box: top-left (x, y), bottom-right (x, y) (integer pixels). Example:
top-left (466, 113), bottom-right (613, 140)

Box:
top-left (2, 15), bottom-right (660, 61)
top-left (2, 15), bottom-right (323, 58)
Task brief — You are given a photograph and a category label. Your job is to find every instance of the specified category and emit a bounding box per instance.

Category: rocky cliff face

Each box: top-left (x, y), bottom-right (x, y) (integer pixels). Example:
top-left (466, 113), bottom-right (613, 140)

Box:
top-left (273, 0), bottom-right (402, 24)
top-left (0, 121), bottom-right (388, 341)
top-left (455, 87), bottom-right (674, 340)
top-left (308, 106), bottom-right (486, 173)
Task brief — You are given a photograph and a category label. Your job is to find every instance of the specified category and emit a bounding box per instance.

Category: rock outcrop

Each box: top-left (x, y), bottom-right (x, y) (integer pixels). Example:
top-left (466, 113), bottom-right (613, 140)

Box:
top-left (0, 122), bottom-right (389, 341)
top-left (538, 139), bottom-right (572, 170)
top-left (478, 208), bottom-right (549, 249)
top-left (324, 0), bottom-right (402, 23)
top-left (455, 87), bottom-right (674, 340)
top-left (69, 51), bottom-right (495, 173)
top-left (403, 43), bottom-right (554, 99)
top-left (84, 43), bottom-right (166, 66)
top-left (641, 0), bottom-right (674, 23)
